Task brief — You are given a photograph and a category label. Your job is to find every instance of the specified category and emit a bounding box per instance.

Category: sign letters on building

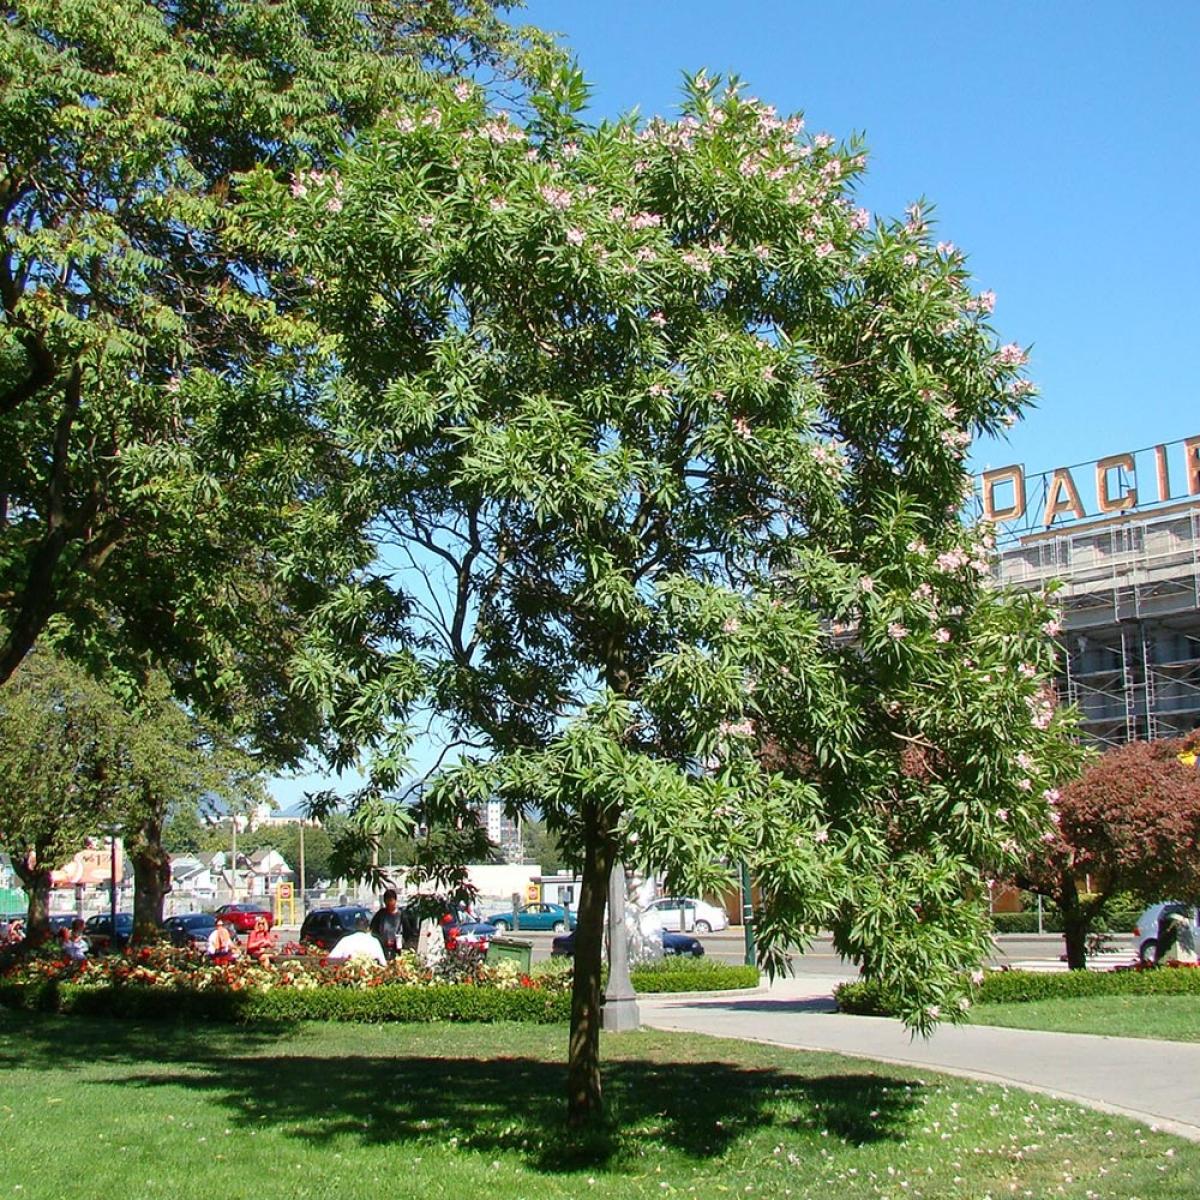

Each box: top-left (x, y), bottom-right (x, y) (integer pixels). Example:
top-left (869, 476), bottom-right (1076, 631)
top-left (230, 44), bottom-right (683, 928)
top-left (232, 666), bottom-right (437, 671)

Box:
top-left (978, 434), bottom-right (1200, 538)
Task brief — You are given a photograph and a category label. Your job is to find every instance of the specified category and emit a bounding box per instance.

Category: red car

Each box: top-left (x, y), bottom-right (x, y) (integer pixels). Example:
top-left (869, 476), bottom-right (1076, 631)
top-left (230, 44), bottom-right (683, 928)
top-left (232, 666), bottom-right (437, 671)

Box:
top-left (213, 902), bottom-right (274, 933)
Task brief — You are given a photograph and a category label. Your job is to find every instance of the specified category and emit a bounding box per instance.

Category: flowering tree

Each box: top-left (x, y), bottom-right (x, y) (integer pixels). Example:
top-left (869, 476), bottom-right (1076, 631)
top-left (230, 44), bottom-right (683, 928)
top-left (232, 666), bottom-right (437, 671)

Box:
top-left (238, 67), bottom-right (1081, 1122)
top-left (1015, 736), bottom-right (1200, 968)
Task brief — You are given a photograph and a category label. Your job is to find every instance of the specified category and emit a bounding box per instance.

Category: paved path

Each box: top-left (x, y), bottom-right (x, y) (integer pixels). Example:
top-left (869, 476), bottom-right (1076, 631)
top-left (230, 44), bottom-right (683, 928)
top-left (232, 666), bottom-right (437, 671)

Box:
top-left (638, 974), bottom-right (1200, 1142)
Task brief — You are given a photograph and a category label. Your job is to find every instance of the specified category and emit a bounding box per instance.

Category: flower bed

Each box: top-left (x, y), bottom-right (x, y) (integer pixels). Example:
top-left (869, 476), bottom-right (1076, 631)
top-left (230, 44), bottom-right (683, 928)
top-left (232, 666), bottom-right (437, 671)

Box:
top-left (0, 944), bottom-right (571, 1024)
top-left (834, 962), bottom-right (1200, 1016)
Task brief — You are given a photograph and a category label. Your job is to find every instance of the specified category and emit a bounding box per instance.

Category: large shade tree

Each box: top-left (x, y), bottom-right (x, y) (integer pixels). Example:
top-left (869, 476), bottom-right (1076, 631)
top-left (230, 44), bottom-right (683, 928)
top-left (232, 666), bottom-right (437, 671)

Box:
top-left (0, 0), bottom-right (553, 768)
top-left (1015, 736), bottom-right (1200, 969)
top-left (0, 650), bottom-right (264, 940)
top-left (238, 68), bottom-right (1082, 1122)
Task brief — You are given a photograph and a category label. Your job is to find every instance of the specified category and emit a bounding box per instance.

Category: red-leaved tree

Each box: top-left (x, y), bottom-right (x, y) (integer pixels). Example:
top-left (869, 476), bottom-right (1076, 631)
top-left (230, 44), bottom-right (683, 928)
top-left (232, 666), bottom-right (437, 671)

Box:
top-left (1015, 736), bottom-right (1200, 968)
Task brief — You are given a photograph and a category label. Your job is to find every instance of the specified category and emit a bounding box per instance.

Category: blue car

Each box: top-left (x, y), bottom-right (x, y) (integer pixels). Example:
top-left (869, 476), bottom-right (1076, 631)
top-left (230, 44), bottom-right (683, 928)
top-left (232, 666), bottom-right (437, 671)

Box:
top-left (550, 928), bottom-right (705, 958)
top-left (485, 902), bottom-right (576, 933)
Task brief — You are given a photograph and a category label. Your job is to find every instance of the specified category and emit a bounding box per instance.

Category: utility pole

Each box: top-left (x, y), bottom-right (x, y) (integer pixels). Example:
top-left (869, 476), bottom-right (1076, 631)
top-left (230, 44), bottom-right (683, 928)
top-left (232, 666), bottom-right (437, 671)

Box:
top-left (230, 817), bottom-right (238, 902)
top-left (298, 821), bottom-right (306, 915)
top-left (601, 859), bottom-right (640, 1031)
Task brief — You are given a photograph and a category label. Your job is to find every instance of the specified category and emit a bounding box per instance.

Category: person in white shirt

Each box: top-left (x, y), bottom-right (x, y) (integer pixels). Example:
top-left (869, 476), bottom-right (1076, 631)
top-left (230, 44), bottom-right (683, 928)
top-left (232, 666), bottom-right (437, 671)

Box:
top-left (327, 916), bottom-right (387, 965)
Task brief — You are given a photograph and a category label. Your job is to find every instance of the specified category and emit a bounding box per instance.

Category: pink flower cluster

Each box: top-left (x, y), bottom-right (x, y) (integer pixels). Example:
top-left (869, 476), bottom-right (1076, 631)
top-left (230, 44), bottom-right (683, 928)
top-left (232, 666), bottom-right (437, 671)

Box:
top-left (997, 343), bottom-right (1028, 366)
top-left (718, 718), bottom-right (756, 738)
top-left (539, 184), bottom-right (572, 210)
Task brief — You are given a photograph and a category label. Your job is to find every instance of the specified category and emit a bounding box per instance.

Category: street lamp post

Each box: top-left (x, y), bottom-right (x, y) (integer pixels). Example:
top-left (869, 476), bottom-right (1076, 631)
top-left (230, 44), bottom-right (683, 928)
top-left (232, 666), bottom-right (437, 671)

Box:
top-left (601, 858), bottom-right (640, 1032)
top-left (104, 824), bottom-right (121, 943)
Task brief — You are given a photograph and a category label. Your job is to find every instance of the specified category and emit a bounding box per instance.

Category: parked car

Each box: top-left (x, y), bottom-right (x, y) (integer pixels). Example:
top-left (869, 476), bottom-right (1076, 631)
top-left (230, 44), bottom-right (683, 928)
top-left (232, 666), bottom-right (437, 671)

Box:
top-left (213, 902), bottom-right (274, 933)
top-left (1132, 902), bottom-right (1200, 965)
top-left (641, 896), bottom-right (728, 934)
top-left (299, 905), bottom-right (372, 951)
top-left (47, 914), bottom-right (78, 935)
top-left (550, 928), bottom-right (705, 958)
top-left (83, 912), bottom-right (134, 952)
top-left (405, 896), bottom-right (499, 947)
top-left (484, 902), bottom-right (576, 933)
top-left (162, 912), bottom-right (233, 950)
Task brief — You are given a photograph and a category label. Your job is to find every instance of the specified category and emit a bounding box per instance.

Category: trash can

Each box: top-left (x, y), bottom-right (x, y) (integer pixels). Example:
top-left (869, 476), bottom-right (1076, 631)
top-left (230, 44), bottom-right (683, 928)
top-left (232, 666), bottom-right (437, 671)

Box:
top-left (487, 935), bottom-right (533, 972)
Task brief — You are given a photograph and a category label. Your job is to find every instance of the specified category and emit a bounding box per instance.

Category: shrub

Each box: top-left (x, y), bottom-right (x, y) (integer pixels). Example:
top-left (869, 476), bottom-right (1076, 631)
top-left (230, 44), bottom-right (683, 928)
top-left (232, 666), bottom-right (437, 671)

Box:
top-left (976, 965), bottom-right (1200, 1005)
top-left (833, 964), bottom-right (1200, 1016)
top-left (0, 980), bottom-right (571, 1024)
top-left (631, 960), bottom-right (760, 993)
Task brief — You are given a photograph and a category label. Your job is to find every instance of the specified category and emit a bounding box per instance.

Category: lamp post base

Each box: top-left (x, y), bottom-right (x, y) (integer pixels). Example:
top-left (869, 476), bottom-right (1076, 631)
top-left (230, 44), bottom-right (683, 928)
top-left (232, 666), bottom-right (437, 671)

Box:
top-left (601, 993), bottom-right (641, 1032)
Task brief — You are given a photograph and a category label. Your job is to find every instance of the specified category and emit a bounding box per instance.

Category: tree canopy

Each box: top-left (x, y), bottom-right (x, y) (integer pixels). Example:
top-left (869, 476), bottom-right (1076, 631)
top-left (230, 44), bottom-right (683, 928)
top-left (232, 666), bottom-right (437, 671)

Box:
top-left (237, 67), bottom-right (1081, 1120)
top-left (1016, 736), bottom-right (1200, 968)
top-left (0, 0), bottom-right (553, 766)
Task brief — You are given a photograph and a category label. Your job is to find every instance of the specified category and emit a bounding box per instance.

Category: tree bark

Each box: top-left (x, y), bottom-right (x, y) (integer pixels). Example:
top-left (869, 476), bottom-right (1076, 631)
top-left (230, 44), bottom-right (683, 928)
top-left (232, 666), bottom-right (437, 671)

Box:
top-left (566, 812), bottom-right (615, 1126)
top-left (1059, 873), bottom-right (1089, 970)
top-left (11, 852), bottom-right (53, 946)
top-left (130, 819), bottom-right (172, 944)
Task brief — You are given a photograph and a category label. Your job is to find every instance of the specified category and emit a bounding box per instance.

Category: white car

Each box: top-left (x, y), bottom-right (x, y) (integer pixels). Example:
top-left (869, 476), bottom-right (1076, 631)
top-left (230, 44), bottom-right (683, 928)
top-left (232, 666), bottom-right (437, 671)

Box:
top-left (1131, 902), bottom-right (1199, 965)
top-left (642, 896), bottom-right (728, 934)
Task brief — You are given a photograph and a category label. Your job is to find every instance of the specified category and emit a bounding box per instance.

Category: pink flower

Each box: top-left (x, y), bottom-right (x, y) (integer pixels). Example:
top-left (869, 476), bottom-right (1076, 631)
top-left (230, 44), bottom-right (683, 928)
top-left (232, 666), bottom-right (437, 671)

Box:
top-left (1043, 788), bottom-right (1061, 805)
top-left (395, 116), bottom-right (416, 134)
top-left (902, 251), bottom-right (918, 267)
top-left (453, 82), bottom-right (472, 101)
top-left (970, 969), bottom-right (985, 986)
top-left (732, 416), bottom-right (752, 440)
top-left (1017, 778), bottom-right (1033, 791)
top-left (997, 343), bottom-right (1028, 366)
top-left (417, 214), bottom-right (435, 230)
top-left (539, 184), bottom-right (572, 209)
top-left (977, 289), bottom-right (996, 314)
top-left (813, 133), bottom-right (834, 148)
top-left (934, 627), bottom-right (951, 643)
top-left (565, 228), bottom-right (585, 246)
top-left (718, 719), bottom-right (755, 738)
top-left (850, 207), bottom-right (870, 231)
top-left (1042, 618), bottom-right (1062, 637)
top-left (647, 310), bottom-right (667, 327)
top-left (814, 242), bottom-right (835, 258)
top-left (289, 176), bottom-right (308, 199)
top-left (489, 196), bottom-right (508, 212)
top-left (560, 141), bottom-right (580, 160)
top-left (887, 622), bottom-right (909, 641)
top-left (629, 211), bottom-right (662, 230)
top-left (325, 196), bottom-right (343, 214)
top-left (813, 828), bottom-right (829, 843)
top-left (859, 575), bottom-right (875, 593)
top-left (648, 382), bottom-right (669, 397)
top-left (936, 241), bottom-right (957, 257)
top-left (722, 617), bottom-right (741, 634)
top-left (996, 808), bottom-right (1009, 821)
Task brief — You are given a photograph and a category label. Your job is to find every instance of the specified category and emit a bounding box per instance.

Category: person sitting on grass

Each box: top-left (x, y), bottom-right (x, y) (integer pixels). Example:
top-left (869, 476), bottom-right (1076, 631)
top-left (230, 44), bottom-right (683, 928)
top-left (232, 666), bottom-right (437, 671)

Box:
top-left (206, 916), bottom-right (236, 964)
top-left (246, 916), bottom-right (273, 966)
top-left (326, 916), bottom-right (386, 966)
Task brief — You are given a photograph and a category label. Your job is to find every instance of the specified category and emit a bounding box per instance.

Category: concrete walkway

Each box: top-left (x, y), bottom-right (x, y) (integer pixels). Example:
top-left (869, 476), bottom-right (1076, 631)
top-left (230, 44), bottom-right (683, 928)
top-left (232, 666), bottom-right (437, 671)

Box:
top-left (638, 973), bottom-right (1200, 1142)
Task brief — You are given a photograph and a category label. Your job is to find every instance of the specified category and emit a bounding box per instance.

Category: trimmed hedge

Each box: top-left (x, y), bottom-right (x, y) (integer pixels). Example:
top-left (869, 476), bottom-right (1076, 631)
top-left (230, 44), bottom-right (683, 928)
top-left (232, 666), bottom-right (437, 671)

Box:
top-left (833, 965), bottom-right (1200, 1016)
top-left (631, 960), bottom-right (760, 993)
top-left (0, 980), bottom-right (571, 1024)
top-left (976, 966), bottom-right (1200, 1005)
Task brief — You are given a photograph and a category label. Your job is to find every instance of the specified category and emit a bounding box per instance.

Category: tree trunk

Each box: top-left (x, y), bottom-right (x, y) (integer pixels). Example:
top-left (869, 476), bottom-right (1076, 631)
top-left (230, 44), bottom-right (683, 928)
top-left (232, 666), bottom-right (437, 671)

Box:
top-left (130, 822), bottom-right (171, 944)
top-left (566, 816), bottom-right (615, 1126)
top-left (1059, 873), bottom-right (1089, 970)
top-left (12, 852), bottom-right (53, 945)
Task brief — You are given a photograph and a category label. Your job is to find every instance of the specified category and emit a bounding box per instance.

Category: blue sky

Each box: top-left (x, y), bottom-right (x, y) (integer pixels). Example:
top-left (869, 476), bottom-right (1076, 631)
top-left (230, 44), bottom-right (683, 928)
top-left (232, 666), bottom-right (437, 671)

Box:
top-left (523, 0), bottom-right (1200, 476)
top-left (270, 1), bottom-right (1199, 809)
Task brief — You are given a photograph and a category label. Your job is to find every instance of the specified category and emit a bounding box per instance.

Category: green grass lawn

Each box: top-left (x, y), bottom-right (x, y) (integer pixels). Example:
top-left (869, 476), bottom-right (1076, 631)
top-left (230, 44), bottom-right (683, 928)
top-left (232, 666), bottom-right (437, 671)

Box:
top-left (970, 993), bottom-right (1200, 1041)
top-left (2, 1011), bottom-right (1197, 1199)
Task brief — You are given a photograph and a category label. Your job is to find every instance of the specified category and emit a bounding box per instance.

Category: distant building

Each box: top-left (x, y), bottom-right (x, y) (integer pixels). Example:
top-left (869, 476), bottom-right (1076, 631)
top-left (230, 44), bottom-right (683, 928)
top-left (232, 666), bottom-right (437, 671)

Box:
top-left (980, 433), bottom-right (1200, 747)
top-left (475, 797), bottom-right (523, 863)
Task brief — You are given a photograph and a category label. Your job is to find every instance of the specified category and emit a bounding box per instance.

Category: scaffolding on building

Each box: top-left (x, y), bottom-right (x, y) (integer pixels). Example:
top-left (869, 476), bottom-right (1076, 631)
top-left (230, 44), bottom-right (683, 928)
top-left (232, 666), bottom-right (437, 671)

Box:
top-left (995, 503), bottom-right (1200, 748)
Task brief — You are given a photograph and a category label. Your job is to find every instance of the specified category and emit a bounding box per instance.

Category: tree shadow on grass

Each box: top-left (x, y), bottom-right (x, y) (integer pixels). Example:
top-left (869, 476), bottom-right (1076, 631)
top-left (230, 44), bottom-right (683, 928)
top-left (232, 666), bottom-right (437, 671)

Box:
top-left (0, 1011), bottom-right (922, 1172)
